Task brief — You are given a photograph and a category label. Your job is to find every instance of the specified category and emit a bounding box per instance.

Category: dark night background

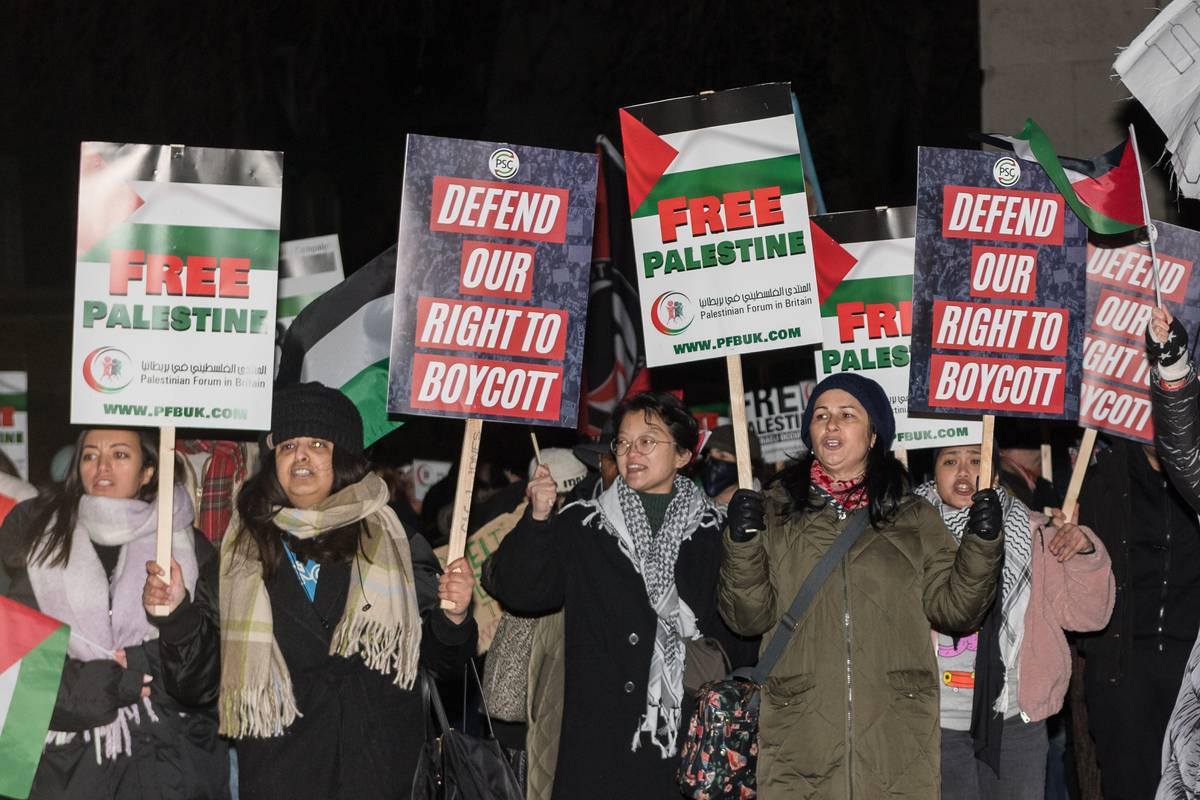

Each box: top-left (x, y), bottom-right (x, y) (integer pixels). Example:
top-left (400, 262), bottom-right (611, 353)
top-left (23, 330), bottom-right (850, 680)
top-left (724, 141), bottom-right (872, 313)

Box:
top-left (0, 1), bottom-right (983, 481)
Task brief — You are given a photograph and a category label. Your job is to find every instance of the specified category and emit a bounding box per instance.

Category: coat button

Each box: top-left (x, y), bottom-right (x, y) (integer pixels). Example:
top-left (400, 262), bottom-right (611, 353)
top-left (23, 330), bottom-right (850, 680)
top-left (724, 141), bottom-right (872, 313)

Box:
top-left (628, 633), bottom-right (639, 645)
top-left (624, 681), bottom-right (635, 693)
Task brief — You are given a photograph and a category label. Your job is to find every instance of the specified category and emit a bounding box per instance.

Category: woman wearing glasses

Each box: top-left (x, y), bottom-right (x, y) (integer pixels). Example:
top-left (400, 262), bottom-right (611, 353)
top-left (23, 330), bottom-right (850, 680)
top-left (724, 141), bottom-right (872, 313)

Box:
top-left (485, 391), bottom-right (757, 800)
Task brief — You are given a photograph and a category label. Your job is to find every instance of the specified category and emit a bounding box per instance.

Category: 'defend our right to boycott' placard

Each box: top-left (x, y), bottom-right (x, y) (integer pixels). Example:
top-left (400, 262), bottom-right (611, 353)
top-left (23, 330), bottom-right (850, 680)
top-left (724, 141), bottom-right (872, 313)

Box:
top-left (908, 147), bottom-right (1088, 420)
top-left (1082, 222), bottom-right (1200, 441)
top-left (619, 83), bottom-right (822, 366)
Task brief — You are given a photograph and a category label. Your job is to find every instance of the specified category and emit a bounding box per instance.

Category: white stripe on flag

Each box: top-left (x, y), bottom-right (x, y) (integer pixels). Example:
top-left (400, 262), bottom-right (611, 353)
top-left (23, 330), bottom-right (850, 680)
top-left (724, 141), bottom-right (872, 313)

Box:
top-left (302, 293), bottom-right (393, 388)
top-left (839, 239), bottom-right (916, 281)
top-left (127, 182), bottom-right (283, 230)
top-left (0, 661), bottom-right (18, 731)
top-left (660, 114), bottom-right (800, 175)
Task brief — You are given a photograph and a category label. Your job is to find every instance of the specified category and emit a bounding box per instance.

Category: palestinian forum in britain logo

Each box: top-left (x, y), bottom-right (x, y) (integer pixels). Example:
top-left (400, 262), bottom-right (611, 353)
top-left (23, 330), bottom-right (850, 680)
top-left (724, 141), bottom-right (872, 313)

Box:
top-left (82, 346), bottom-right (135, 393)
top-left (650, 291), bottom-right (694, 336)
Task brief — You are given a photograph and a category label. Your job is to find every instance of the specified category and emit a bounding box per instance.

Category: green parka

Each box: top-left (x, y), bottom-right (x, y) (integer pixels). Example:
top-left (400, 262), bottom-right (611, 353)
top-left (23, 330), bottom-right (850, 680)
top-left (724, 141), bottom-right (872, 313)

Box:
top-left (718, 488), bottom-right (1003, 799)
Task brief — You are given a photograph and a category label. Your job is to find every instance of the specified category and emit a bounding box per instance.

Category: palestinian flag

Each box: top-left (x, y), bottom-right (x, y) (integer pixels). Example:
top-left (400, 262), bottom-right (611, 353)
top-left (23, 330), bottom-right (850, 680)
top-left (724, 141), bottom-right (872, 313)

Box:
top-left (980, 119), bottom-right (1146, 235)
top-left (276, 245), bottom-right (403, 447)
top-left (0, 597), bottom-right (69, 799)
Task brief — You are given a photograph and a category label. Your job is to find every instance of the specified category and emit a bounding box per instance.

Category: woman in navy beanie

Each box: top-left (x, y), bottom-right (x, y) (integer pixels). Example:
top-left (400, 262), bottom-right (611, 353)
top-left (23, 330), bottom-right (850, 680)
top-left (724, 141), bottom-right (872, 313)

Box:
top-left (717, 372), bottom-right (1005, 799)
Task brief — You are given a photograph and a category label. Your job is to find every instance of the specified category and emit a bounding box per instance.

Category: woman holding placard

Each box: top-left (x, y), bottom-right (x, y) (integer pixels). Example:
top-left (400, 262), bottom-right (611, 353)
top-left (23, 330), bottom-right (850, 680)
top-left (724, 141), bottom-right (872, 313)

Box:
top-left (718, 372), bottom-right (1006, 799)
top-left (484, 391), bottom-right (758, 800)
top-left (0, 428), bottom-right (227, 799)
top-left (918, 444), bottom-right (1112, 799)
top-left (213, 382), bottom-right (476, 800)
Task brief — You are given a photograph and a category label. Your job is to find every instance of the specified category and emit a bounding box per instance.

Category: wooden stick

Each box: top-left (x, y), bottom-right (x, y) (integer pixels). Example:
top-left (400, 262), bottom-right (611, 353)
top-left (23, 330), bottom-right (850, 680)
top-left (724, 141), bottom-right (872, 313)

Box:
top-left (153, 426), bottom-right (175, 617)
top-left (1061, 428), bottom-right (1097, 522)
top-left (725, 355), bottom-right (754, 489)
top-left (893, 448), bottom-right (908, 468)
top-left (530, 431), bottom-right (542, 465)
top-left (1040, 443), bottom-right (1053, 483)
top-left (443, 418), bottom-right (483, 610)
top-left (978, 415), bottom-right (996, 491)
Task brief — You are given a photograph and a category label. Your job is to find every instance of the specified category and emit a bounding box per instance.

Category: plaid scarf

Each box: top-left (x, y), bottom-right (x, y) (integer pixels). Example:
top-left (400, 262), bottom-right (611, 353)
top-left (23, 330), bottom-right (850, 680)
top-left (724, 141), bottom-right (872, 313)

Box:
top-left (218, 473), bottom-right (420, 738)
top-left (809, 459), bottom-right (868, 514)
top-left (178, 440), bottom-right (246, 542)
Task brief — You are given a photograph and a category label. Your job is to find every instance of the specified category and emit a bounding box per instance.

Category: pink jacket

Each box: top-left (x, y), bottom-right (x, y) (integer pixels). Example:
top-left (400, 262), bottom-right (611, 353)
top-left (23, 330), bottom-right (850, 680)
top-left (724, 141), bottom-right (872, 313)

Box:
top-left (1017, 510), bottom-right (1115, 721)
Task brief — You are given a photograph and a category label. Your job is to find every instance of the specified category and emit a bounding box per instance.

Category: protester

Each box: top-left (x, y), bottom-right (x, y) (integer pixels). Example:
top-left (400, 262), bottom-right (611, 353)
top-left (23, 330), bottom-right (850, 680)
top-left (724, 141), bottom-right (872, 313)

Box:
top-left (718, 372), bottom-right (1005, 798)
top-left (572, 420), bottom-right (618, 500)
top-left (1138, 306), bottom-right (1200, 799)
top-left (214, 382), bottom-right (477, 800)
top-left (917, 444), bottom-right (1113, 799)
top-left (0, 428), bottom-right (227, 799)
top-left (699, 423), bottom-right (763, 505)
top-left (484, 391), bottom-right (758, 800)
top-left (995, 420), bottom-right (1063, 512)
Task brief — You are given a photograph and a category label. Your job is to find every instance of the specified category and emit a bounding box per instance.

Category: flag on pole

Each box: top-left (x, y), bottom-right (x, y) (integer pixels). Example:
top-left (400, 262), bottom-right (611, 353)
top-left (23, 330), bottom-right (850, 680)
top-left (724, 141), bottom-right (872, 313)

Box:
top-left (580, 137), bottom-right (649, 436)
top-left (276, 244), bottom-right (404, 448)
top-left (0, 596), bottom-right (69, 799)
top-left (979, 119), bottom-right (1146, 235)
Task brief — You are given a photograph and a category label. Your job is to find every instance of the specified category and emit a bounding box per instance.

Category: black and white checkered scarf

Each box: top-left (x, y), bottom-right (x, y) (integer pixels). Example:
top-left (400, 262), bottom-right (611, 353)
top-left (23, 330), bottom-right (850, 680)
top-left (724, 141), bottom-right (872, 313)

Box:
top-left (576, 474), bottom-right (720, 757)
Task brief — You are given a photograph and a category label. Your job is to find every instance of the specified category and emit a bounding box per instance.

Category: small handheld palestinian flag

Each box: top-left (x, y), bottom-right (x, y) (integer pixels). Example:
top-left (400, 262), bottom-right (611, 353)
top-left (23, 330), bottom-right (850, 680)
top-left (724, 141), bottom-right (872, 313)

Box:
top-left (0, 596), bottom-right (69, 799)
top-left (980, 118), bottom-right (1146, 236)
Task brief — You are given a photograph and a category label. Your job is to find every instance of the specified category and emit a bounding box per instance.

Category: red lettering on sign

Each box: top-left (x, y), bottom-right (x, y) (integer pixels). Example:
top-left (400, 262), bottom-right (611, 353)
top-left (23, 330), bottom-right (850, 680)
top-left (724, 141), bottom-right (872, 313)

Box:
top-left (1089, 288), bottom-right (1154, 342)
top-left (1086, 243), bottom-right (1192, 304)
top-left (969, 245), bottom-right (1038, 300)
top-left (415, 297), bottom-right (567, 361)
top-left (932, 300), bottom-right (1067, 356)
top-left (929, 354), bottom-right (1065, 414)
top-left (410, 354), bottom-right (562, 420)
top-left (430, 176), bottom-right (569, 243)
top-left (942, 186), bottom-right (1065, 245)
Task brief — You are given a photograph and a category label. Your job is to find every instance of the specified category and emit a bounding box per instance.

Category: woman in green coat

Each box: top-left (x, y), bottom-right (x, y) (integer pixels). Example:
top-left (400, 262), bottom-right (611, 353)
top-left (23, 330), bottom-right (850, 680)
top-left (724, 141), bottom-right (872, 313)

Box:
top-left (718, 373), bottom-right (1005, 799)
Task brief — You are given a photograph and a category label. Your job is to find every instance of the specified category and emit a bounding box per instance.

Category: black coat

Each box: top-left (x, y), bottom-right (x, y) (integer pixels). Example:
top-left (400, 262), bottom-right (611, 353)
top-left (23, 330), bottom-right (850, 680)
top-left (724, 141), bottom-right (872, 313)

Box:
top-left (0, 499), bottom-right (228, 800)
top-left (483, 498), bottom-right (759, 800)
top-left (230, 528), bottom-right (477, 800)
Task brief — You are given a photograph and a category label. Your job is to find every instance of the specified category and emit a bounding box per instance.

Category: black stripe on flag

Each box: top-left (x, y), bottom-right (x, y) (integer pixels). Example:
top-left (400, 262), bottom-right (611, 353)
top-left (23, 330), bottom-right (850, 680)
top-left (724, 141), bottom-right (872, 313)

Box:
top-left (812, 206), bottom-right (915, 244)
top-left (276, 243), bottom-right (396, 385)
top-left (621, 82), bottom-right (793, 137)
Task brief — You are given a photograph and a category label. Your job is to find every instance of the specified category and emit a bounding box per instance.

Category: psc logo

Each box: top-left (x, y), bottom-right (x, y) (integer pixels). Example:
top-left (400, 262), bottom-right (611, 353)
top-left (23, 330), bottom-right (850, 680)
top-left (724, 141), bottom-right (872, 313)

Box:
top-left (82, 347), bottom-right (135, 393)
top-left (993, 156), bottom-right (1021, 188)
top-left (650, 291), bottom-right (694, 336)
top-left (488, 148), bottom-right (519, 180)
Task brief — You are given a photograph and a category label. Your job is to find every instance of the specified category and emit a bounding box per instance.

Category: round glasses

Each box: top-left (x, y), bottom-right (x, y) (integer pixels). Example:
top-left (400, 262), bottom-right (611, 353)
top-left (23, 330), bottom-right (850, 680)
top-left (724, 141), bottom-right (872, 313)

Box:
top-left (610, 435), bottom-right (673, 457)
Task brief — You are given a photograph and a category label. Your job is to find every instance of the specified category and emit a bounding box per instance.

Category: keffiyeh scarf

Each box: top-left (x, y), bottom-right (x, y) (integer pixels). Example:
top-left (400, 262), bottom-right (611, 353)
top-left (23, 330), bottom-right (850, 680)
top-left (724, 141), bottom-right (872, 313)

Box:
top-left (27, 484), bottom-right (199, 762)
top-left (578, 475), bottom-right (721, 757)
top-left (218, 472), bottom-right (421, 738)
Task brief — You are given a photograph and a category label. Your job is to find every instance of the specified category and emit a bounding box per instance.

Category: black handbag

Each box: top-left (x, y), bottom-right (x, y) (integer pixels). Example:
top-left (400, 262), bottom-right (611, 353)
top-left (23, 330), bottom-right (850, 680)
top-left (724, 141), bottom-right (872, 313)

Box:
top-left (412, 660), bottom-right (524, 800)
top-left (678, 509), bottom-right (871, 799)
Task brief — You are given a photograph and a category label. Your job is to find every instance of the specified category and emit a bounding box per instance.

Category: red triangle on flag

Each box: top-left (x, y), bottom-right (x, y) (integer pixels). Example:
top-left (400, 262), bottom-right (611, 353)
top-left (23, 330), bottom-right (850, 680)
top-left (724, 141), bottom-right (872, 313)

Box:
top-left (1069, 139), bottom-right (1145, 228)
top-left (0, 596), bottom-right (64, 675)
top-left (618, 110), bottom-right (679, 215)
top-left (76, 143), bottom-right (145, 256)
top-left (811, 221), bottom-right (859, 305)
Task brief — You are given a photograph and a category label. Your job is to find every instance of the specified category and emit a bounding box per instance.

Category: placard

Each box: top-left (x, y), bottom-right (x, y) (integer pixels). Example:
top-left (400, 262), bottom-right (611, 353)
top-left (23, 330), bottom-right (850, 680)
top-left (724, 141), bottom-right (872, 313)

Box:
top-left (620, 83), bottom-right (822, 366)
top-left (71, 142), bottom-right (283, 429)
top-left (909, 147), bottom-right (1087, 419)
top-left (0, 371), bottom-right (28, 479)
top-left (386, 135), bottom-right (597, 427)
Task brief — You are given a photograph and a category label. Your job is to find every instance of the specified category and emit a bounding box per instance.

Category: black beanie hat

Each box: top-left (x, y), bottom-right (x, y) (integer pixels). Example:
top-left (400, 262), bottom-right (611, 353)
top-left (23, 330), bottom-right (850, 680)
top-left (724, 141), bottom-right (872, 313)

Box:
top-left (800, 373), bottom-right (895, 451)
top-left (268, 382), bottom-right (363, 456)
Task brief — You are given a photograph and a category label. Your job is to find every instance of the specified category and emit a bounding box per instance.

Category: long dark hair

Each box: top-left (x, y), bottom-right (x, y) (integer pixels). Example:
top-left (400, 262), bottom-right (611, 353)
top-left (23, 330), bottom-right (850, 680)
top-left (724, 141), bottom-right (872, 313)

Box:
top-left (774, 433), bottom-right (910, 528)
top-left (233, 442), bottom-right (372, 580)
top-left (26, 428), bottom-right (160, 568)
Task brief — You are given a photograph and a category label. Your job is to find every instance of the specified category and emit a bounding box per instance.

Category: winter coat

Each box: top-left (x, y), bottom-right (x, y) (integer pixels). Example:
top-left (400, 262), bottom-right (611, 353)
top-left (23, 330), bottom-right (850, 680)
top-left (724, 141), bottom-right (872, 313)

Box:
top-left (223, 525), bottom-right (476, 800)
top-left (1151, 372), bottom-right (1200, 799)
top-left (0, 499), bottom-right (228, 800)
top-left (525, 610), bottom-right (564, 800)
top-left (483, 497), bottom-right (760, 800)
top-left (718, 488), bottom-right (1004, 800)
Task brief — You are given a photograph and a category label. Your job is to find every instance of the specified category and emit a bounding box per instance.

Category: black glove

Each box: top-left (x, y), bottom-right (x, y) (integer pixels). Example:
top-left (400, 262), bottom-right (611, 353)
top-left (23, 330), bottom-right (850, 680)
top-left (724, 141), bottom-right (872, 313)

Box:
top-left (1146, 313), bottom-right (1189, 368)
top-left (727, 489), bottom-right (765, 542)
top-left (967, 489), bottom-right (1003, 541)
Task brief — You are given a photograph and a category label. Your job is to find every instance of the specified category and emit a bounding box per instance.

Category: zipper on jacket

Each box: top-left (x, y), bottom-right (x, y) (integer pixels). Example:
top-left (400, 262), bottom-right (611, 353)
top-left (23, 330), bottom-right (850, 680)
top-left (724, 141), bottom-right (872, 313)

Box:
top-left (843, 556), bottom-right (854, 800)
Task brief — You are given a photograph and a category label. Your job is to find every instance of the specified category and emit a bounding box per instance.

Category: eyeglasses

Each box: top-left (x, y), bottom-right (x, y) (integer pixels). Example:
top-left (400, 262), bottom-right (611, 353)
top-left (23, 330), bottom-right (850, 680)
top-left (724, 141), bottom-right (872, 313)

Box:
top-left (611, 435), bottom-right (673, 457)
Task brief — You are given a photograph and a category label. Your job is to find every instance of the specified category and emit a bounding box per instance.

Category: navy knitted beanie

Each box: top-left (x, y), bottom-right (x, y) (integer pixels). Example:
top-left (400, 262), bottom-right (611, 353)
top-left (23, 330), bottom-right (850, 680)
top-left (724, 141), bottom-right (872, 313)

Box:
top-left (800, 373), bottom-right (895, 451)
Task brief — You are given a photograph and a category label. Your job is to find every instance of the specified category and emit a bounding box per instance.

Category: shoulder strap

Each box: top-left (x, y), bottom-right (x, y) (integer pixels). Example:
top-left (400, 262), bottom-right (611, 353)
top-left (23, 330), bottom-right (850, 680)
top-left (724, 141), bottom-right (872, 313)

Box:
top-left (743, 508), bottom-right (872, 684)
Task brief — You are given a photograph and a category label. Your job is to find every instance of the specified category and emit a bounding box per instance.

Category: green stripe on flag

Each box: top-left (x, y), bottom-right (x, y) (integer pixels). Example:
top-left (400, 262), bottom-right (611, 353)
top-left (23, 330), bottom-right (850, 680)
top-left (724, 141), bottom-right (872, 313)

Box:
top-left (631, 154), bottom-right (806, 218)
top-left (341, 359), bottom-right (404, 448)
top-left (277, 291), bottom-right (330, 319)
top-left (0, 625), bottom-right (68, 800)
top-left (79, 224), bottom-right (280, 269)
top-left (1017, 119), bottom-right (1142, 236)
top-left (0, 394), bottom-right (27, 411)
top-left (819, 275), bottom-right (913, 317)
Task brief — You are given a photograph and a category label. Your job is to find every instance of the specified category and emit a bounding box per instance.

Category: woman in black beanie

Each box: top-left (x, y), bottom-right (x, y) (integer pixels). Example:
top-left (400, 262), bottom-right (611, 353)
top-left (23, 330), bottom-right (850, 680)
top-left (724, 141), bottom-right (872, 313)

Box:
top-left (717, 372), bottom-right (1005, 799)
top-left (160, 382), bottom-right (478, 800)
